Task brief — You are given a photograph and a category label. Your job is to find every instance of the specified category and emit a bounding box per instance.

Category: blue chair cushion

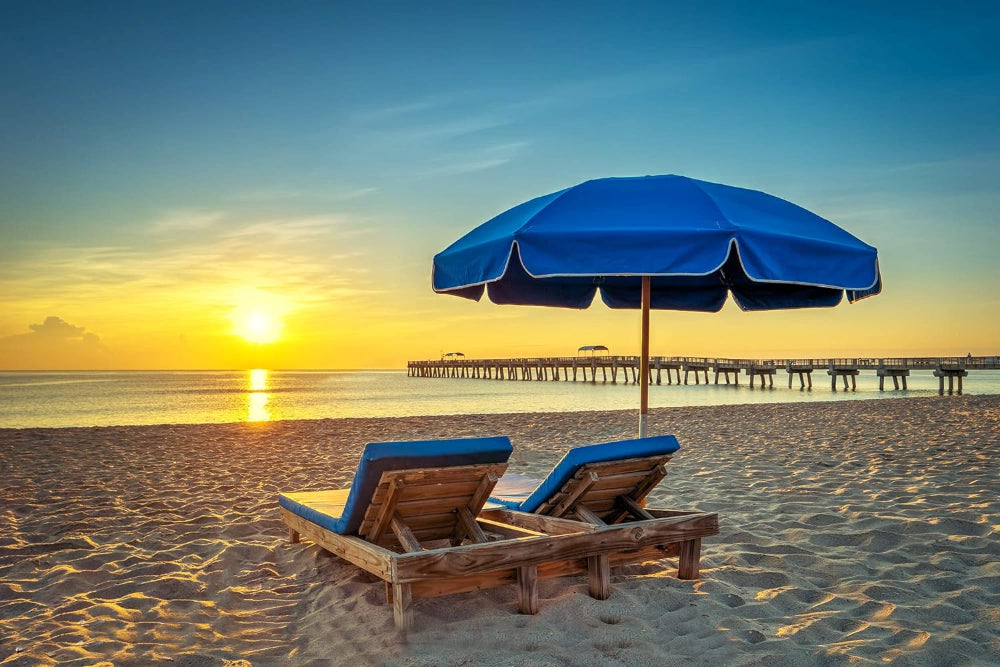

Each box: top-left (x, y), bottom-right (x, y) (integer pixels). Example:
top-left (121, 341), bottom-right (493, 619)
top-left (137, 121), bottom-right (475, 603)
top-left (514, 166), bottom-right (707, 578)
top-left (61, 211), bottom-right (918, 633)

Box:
top-left (489, 435), bottom-right (680, 512)
top-left (279, 436), bottom-right (513, 535)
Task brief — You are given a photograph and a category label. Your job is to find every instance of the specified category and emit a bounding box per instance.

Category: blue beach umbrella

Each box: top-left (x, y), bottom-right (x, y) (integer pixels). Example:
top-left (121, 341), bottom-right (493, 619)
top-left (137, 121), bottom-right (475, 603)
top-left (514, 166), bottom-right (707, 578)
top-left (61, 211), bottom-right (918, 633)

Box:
top-left (432, 174), bottom-right (882, 436)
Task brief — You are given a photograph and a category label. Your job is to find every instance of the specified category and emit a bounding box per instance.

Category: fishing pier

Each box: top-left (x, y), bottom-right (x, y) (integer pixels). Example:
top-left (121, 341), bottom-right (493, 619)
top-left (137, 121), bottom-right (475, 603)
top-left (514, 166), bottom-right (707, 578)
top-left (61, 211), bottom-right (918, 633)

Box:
top-left (407, 356), bottom-right (998, 395)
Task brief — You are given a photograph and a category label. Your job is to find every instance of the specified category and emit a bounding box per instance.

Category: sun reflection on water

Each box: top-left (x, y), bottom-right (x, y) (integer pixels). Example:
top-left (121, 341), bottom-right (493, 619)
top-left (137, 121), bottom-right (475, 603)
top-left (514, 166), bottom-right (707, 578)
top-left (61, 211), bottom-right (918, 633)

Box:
top-left (247, 369), bottom-right (270, 422)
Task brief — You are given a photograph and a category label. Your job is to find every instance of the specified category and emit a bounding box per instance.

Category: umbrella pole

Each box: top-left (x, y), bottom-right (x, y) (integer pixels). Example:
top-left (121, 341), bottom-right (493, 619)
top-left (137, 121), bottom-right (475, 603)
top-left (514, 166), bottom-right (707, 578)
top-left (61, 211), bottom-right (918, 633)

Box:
top-left (639, 276), bottom-right (650, 438)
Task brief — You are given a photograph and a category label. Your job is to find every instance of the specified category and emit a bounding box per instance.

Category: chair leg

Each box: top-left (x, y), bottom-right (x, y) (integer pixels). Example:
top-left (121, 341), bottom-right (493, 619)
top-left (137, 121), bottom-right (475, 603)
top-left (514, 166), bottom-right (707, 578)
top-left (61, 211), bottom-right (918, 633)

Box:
top-left (587, 554), bottom-right (611, 600)
top-left (678, 538), bottom-right (702, 580)
top-left (517, 565), bottom-right (539, 614)
top-left (289, 529), bottom-right (300, 544)
top-left (392, 583), bottom-right (413, 630)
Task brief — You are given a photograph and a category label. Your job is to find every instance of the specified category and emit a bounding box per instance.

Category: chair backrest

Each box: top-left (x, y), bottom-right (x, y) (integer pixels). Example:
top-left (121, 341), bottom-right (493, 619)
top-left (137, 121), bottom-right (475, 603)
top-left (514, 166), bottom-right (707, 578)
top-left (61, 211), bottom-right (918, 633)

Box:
top-left (514, 434), bottom-right (680, 515)
top-left (534, 454), bottom-right (671, 523)
top-left (337, 436), bottom-right (513, 535)
top-left (360, 462), bottom-right (508, 548)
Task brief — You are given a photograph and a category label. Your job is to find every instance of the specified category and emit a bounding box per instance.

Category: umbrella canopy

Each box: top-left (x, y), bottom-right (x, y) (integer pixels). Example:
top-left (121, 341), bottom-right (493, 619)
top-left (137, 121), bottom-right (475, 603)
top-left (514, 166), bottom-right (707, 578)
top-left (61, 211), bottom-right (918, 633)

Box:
top-left (432, 174), bottom-right (882, 435)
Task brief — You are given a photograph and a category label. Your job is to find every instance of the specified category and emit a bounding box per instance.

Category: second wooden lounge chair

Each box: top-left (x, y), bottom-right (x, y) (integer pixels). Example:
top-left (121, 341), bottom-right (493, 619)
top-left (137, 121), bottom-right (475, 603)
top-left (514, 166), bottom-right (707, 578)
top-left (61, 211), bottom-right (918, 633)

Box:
top-left (487, 434), bottom-right (719, 581)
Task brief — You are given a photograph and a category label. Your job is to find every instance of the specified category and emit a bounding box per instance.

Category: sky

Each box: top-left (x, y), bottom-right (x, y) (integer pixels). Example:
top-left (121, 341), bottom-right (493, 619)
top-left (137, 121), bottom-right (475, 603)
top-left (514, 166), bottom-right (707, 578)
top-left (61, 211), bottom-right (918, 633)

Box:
top-left (1, 1), bottom-right (998, 370)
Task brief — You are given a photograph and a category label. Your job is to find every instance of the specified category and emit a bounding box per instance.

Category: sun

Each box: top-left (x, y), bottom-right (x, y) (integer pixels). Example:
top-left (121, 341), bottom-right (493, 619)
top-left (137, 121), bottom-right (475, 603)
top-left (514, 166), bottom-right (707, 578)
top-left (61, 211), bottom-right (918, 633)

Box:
top-left (229, 290), bottom-right (290, 344)
top-left (242, 311), bottom-right (282, 344)
top-left (232, 307), bottom-right (284, 344)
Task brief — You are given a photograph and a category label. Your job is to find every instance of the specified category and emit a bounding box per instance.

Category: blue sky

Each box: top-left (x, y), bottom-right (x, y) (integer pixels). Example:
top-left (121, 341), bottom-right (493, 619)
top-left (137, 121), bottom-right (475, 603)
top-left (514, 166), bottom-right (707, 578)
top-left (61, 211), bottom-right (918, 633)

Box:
top-left (1, 2), bottom-right (998, 368)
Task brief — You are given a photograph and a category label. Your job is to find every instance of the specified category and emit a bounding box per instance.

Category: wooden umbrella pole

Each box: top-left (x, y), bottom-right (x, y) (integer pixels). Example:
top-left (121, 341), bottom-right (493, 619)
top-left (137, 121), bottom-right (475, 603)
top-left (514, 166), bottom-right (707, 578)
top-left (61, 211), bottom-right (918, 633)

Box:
top-left (639, 276), bottom-right (651, 438)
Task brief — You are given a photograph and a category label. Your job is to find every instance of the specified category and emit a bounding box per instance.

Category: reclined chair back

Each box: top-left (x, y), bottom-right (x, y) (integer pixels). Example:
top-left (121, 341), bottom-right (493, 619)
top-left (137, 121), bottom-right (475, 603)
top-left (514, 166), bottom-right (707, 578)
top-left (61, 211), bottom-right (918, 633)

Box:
top-left (360, 462), bottom-right (507, 550)
top-left (534, 454), bottom-right (671, 524)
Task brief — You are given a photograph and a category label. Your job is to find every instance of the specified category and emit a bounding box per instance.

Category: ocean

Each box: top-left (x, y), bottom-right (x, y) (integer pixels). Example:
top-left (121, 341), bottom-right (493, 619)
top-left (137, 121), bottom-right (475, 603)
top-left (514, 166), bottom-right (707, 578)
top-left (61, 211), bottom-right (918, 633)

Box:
top-left (2, 368), bottom-right (999, 429)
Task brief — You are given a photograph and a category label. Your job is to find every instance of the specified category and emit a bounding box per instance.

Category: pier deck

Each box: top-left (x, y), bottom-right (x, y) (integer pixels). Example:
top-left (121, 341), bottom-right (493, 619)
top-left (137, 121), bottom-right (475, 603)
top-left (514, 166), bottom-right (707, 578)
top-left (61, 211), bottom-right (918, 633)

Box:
top-left (408, 356), bottom-right (999, 394)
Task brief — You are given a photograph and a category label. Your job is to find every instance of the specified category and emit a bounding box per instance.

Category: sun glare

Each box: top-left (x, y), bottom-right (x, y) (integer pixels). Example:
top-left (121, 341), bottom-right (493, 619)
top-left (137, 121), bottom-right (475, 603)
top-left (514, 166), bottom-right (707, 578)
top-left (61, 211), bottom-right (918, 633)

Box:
top-left (233, 307), bottom-right (284, 344)
top-left (230, 290), bottom-right (290, 345)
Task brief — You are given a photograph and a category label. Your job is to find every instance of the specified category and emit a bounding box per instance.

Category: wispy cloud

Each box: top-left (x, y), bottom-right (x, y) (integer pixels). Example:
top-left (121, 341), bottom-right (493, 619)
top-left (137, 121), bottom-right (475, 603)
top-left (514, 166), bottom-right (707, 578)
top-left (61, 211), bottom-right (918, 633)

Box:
top-left (331, 186), bottom-right (378, 201)
top-left (226, 187), bottom-right (305, 203)
top-left (352, 95), bottom-right (456, 123)
top-left (225, 185), bottom-right (378, 204)
top-left (149, 209), bottom-right (227, 234)
top-left (420, 141), bottom-right (529, 177)
top-left (2, 209), bottom-right (384, 321)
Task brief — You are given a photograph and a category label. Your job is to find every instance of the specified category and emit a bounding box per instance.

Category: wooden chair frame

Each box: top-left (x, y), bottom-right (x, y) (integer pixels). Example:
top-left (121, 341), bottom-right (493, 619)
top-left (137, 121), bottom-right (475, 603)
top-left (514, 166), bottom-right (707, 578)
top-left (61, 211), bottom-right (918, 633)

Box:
top-left (280, 461), bottom-right (718, 630)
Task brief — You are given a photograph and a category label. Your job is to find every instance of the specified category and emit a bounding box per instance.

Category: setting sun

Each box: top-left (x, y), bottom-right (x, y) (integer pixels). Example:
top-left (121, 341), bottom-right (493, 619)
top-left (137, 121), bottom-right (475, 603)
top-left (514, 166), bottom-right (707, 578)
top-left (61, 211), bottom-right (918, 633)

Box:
top-left (238, 310), bottom-right (282, 344)
top-left (229, 289), bottom-right (290, 345)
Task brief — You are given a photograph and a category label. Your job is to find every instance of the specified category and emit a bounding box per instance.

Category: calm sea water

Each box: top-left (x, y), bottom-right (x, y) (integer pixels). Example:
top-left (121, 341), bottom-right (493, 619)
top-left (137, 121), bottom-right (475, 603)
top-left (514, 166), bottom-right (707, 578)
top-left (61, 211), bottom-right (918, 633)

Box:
top-left (1, 369), bottom-right (999, 429)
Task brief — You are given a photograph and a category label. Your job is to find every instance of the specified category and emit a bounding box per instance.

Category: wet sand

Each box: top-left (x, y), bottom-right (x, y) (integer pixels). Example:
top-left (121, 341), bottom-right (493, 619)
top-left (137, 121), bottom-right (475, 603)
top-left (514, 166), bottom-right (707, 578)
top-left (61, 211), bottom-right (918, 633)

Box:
top-left (1, 395), bottom-right (997, 666)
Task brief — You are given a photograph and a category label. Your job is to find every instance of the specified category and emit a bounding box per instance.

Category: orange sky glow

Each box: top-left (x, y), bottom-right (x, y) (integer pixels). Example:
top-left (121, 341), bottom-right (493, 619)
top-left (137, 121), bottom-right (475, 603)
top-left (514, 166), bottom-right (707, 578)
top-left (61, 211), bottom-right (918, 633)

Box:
top-left (2, 6), bottom-right (998, 370)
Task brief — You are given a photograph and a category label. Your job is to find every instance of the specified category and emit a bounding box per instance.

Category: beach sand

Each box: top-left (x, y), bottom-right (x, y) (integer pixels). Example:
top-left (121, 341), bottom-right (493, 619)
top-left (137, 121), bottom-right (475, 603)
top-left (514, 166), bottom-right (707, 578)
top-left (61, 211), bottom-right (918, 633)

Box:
top-left (1, 395), bottom-right (997, 666)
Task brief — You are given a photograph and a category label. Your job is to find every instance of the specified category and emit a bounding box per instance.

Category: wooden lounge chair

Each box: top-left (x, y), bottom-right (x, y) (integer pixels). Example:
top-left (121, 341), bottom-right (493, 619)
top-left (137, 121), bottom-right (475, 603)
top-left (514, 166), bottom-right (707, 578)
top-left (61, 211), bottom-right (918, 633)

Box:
top-left (279, 436), bottom-right (713, 630)
top-left (487, 434), bottom-right (719, 581)
top-left (279, 436), bottom-right (511, 629)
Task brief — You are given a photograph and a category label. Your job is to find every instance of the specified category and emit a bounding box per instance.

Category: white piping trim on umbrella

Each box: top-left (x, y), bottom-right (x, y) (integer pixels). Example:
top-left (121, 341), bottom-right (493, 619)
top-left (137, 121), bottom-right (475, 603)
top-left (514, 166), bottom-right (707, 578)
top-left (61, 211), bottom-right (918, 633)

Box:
top-left (433, 238), bottom-right (881, 294)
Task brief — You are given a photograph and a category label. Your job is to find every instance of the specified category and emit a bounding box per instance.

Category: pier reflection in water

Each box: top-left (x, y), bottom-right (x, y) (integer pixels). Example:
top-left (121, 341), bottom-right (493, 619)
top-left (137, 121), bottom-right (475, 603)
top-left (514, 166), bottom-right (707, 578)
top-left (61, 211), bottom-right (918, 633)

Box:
top-left (247, 368), bottom-right (271, 422)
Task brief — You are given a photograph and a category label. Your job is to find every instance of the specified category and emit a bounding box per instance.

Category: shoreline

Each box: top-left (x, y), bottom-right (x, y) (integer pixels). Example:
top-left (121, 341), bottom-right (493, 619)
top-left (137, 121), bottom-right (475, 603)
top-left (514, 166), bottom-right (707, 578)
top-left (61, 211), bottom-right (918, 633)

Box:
top-left (1, 395), bottom-right (997, 665)
top-left (3, 392), bottom-right (999, 434)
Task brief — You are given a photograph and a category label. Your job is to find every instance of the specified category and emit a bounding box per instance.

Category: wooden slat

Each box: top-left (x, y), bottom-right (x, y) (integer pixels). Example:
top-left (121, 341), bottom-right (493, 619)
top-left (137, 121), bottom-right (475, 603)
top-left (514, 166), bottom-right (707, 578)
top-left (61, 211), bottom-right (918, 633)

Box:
top-left (584, 469), bottom-right (657, 487)
top-left (370, 516), bottom-right (458, 546)
top-left (387, 478), bottom-right (485, 499)
top-left (578, 498), bottom-right (617, 515)
top-left (365, 478), bottom-right (405, 543)
top-left (480, 509), bottom-right (597, 535)
top-left (391, 516), bottom-right (423, 553)
top-left (279, 508), bottom-right (394, 579)
top-left (548, 471), bottom-right (600, 517)
top-left (630, 463), bottom-right (668, 504)
top-left (577, 484), bottom-right (648, 503)
top-left (387, 463), bottom-right (507, 486)
top-left (410, 525), bottom-right (465, 542)
top-left (468, 468), bottom-right (501, 514)
top-left (365, 464), bottom-right (507, 512)
top-left (646, 509), bottom-right (700, 518)
top-left (589, 479), bottom-right (651, 497)
top-left (393, 512), bottom-right (720, 582)
top-left (476, 517), bottom-right (548, 539)
top-left (410, 568), bottom-right (518, 599)
top-left (382, 511), bottom-right (459, 530)
top-left (579, 456), bottom-right (672, 476)
top-left (618, 496), bottom-right (654, 521)
top-left (456, 506), bottom-right (488, 544)
top-left (393, 495), bottom-right (488, 516)
top-left (574, 504), bottom-right (606, 525)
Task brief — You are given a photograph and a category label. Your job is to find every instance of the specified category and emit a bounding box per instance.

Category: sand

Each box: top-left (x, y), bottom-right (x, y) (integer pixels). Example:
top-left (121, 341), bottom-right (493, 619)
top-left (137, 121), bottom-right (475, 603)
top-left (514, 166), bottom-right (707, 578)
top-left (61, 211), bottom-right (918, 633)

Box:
top-left (0, 395), bottom-right (997, 666)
